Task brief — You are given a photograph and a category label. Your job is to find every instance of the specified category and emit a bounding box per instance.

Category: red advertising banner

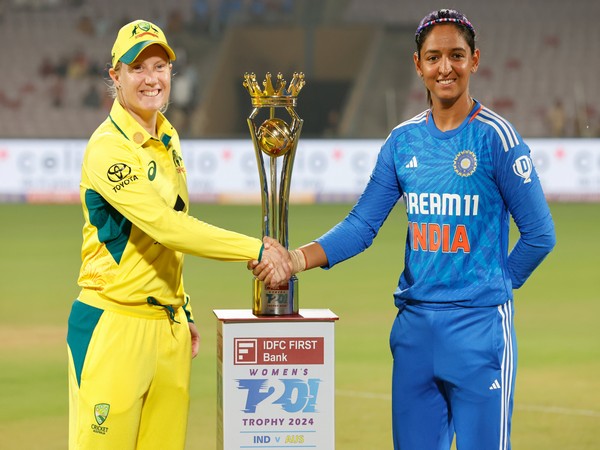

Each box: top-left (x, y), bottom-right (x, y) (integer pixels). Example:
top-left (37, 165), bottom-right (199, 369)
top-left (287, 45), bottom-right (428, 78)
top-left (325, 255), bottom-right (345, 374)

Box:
top-left (234, 338), bottom-right (325, 365)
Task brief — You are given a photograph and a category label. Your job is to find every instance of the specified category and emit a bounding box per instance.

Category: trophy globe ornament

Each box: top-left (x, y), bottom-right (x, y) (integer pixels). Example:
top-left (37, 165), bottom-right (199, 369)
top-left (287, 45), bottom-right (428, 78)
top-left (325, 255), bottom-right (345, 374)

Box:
top-left (258, 118), bottom-right (293, 157)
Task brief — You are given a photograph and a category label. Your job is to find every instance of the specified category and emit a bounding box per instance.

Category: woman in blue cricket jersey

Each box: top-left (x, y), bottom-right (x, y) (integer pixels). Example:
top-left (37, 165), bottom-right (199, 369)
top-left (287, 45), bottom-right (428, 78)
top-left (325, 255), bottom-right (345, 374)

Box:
top-left (251, 8), bottom-right (555, 450)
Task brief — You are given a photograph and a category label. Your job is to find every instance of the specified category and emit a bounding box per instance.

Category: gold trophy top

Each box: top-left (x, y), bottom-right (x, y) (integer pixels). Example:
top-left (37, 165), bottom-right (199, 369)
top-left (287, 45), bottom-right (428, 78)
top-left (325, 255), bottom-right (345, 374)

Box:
top-left (243, 72), bottom-right (305, 107)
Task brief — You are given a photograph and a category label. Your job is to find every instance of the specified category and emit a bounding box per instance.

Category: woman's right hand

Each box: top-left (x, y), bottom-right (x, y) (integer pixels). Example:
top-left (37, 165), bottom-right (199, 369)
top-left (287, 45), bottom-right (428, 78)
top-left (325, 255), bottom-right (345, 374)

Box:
top-left (253, 236), bottom-right (293, 287)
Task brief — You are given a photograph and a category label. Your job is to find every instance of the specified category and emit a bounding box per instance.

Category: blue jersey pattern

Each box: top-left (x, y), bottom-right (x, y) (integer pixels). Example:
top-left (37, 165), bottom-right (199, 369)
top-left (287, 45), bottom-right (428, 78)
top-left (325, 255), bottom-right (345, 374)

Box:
top-left (317, 100), bottom-right (555, 308)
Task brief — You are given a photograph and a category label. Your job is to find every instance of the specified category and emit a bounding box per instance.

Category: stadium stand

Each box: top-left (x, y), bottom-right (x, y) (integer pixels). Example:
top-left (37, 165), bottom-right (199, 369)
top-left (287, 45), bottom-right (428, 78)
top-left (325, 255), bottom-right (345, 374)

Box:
top-left (0, 0), bottom-right (598, 138)
top-left (343, 0), bottom-right (600, 138)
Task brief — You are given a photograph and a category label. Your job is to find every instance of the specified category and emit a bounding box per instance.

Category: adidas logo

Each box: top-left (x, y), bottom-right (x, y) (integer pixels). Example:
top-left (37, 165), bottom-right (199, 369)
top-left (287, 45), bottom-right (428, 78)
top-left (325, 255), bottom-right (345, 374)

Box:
top-left (489, 379), bottom-right (501, 390)
top-left (405, 156), bottom-right (418, 169)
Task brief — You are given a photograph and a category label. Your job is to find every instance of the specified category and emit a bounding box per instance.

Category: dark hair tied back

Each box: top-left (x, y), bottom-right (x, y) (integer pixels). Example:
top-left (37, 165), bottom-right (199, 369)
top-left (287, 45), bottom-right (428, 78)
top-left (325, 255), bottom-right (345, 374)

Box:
top-left (415, 9), bottom-right (476, 56)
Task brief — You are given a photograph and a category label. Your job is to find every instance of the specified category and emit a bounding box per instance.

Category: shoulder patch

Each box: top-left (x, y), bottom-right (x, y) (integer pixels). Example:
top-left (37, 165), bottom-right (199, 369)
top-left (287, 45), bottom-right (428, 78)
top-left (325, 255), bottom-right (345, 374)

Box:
top-left (512, 155), bottom-right (533, 183)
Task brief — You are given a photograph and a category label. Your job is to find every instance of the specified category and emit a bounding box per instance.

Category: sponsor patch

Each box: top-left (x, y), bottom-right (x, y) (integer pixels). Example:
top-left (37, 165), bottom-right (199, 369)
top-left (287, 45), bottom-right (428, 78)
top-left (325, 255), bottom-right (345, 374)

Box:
top-left (107, 163), bottom-right (132, 182)
top-left (512, 155), bottom-right (533, 183)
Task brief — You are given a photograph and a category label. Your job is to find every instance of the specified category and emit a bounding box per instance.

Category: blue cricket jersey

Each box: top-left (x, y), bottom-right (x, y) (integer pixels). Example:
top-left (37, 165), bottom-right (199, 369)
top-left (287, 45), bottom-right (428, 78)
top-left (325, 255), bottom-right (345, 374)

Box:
top-left (317, 100), bottom-right (556, 308)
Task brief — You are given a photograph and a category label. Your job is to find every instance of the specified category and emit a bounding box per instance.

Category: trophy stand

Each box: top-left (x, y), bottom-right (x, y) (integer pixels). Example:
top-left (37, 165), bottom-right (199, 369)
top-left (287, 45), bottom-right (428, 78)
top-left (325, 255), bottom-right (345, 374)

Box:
top-left (214, 309), bottom-right (338, 449)
top-left (243, 72), bottom-right (305, 316)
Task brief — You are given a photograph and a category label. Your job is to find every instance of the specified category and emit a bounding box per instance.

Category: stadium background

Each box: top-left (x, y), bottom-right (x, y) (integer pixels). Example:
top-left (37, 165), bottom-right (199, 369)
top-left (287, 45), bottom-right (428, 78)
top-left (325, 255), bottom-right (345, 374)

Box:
top-left (1, 0), bottom-right (599, 139)
top-left (0, 0), bottom-right (599, 449)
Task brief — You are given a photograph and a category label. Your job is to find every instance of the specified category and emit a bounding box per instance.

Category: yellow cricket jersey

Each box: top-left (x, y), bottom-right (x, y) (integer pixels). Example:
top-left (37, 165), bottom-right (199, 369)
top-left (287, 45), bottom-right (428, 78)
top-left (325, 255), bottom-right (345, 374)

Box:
top-left (77, 100), bottom-right (262, 320)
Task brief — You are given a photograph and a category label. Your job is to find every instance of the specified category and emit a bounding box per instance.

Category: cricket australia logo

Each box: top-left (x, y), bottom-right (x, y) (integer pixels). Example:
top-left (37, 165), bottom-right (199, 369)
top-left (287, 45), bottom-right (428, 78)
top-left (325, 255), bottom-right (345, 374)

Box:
top-left (172, 149), bottom-right (186, 173)
top-left (132, 21), bottom-right (159, 38)
top-left (92, 403), bottom-right (110, 435)
top-left (512, 155), bottom-right (532, 183)
top-left (94, 403), bottom-right (110, 425)
top-left (453, 150), bottom-right (477, 177)
top-left (172, 150), bottom-right (183, 167)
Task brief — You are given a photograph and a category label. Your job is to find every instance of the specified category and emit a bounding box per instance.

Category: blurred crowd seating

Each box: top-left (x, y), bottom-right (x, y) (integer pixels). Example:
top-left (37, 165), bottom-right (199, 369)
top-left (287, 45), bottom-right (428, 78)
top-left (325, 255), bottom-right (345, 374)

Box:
top-left (343, 0), bottom-right (600, 138)
top-left (0, 0), bottom-right (295, 138)
top-left (0, 0), bottom-right (598, 139)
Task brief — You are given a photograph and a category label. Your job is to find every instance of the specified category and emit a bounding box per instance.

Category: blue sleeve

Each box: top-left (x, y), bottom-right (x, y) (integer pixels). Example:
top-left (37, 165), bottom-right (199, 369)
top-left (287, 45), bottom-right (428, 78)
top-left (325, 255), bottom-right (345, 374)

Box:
top-left (316, 139), bottom-right (402, 268)
top-left (495, 140), bottom-right (556, 288)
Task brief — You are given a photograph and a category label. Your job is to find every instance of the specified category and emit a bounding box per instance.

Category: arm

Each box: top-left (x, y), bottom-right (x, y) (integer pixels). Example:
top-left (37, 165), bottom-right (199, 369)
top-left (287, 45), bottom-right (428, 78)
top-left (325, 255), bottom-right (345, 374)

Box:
top-left (189, 322), bottom-right (200, 358)
top-left (84, 136), bottom-right (263, 261)
top-left (84, 136), bottom-right (289, 284)
top-left (178, 285), bottom-right (200, 358)
top-left (314, 139), bottom-right (402, 268)
top-left (250, 139), bottom-right (401, 277)
top-left (495, 142), bottom-right (556, 288)
top-left (296, 241), bottom-right (328, 270)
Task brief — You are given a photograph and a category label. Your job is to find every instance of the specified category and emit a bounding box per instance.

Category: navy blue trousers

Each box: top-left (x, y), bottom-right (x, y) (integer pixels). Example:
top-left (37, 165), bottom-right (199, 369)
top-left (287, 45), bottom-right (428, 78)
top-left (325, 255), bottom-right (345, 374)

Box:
top-left (390, 300), bottom-right (516, 450)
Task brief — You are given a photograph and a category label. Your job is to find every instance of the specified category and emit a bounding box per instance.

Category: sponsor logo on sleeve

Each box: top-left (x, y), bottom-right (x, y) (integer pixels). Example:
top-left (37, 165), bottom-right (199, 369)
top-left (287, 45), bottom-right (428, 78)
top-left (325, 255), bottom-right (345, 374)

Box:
top-left (106, 163), bottom-right (131, 182)
top-left (106, 163), bottom-right (138, 192)
top-left (512, 155), bottom-right (532, 183)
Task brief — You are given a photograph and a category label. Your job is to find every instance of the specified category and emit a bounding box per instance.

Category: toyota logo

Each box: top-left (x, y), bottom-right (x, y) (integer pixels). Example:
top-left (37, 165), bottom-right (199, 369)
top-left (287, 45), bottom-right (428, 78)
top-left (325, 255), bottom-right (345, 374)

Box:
top-left (107, 163), bottom-right (132, 182)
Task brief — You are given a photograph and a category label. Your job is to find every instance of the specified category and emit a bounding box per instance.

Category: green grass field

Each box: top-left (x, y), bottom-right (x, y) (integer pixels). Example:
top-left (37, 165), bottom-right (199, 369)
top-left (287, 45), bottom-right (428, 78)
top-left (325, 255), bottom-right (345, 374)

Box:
top-left (1, 202), bottom-right (599, 449)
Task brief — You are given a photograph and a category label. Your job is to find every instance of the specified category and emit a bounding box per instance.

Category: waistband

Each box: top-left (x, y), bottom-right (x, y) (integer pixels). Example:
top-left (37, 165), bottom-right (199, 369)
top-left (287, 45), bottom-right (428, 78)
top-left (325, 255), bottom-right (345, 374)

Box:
top-left (404, 299), bottom-right (512, 311)
top-left (78, 289), bottom-right (183, 321)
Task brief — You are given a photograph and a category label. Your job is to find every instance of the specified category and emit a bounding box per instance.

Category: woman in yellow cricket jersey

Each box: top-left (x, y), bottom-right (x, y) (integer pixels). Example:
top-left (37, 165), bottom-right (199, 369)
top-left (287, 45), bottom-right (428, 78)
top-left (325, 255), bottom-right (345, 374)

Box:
top-left (67, 19), bottom-right (290, 450)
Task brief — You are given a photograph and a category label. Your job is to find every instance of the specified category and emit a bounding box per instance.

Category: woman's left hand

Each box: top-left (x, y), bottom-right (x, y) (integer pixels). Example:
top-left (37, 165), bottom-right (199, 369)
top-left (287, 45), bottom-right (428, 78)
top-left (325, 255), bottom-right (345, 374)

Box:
top-left (189, 322), bottom-right (200, 358)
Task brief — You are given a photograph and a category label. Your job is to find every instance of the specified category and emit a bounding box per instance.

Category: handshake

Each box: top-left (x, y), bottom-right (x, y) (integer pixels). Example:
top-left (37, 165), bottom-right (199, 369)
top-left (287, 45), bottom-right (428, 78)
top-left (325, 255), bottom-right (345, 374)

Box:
top-left (249, 236), bottom-right (308, 287)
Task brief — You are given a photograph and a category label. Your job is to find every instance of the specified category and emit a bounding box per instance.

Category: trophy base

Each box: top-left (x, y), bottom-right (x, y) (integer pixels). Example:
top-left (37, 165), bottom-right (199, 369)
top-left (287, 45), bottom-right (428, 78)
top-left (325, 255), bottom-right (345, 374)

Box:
top-left (253, 276), bottom-right (299, 316)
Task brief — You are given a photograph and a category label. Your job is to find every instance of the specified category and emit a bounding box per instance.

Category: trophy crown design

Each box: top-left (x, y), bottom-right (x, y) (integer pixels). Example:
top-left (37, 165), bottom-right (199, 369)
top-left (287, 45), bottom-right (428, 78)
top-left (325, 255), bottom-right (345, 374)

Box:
top-left (243, 72), bottom-right (305, 107)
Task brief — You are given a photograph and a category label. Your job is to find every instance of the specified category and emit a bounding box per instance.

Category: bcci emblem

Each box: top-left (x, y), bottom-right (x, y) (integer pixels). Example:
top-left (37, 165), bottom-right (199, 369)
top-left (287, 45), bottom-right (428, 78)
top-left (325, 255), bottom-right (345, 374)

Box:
top-left (94, 403), bottom-right (110, 426)
top-left (454, 150), bottom-right (477, 177)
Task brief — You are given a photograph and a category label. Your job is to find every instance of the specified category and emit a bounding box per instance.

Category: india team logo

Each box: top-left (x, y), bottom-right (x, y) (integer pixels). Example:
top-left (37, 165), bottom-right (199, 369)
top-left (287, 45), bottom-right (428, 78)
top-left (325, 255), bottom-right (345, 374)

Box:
top-left (94, 403), bottom-right (110, 426)
top-left (453, 150), bottom-right (477, 177)
top-left (512, 155), bottom-right (533, 183)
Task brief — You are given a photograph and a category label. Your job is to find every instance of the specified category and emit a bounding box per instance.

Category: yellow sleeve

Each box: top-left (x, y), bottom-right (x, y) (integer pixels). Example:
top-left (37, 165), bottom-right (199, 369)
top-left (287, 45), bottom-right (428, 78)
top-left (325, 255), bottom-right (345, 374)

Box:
top-left (83, 135), bottom-right (262, 262)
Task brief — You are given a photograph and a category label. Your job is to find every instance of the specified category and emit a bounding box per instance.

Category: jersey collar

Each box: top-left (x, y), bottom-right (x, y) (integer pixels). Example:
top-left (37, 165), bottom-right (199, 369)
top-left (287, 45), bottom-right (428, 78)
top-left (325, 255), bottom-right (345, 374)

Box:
top-left (425, 98), bottom-right (481, 140)
top-left (108, 99), bottom-right (175, 149)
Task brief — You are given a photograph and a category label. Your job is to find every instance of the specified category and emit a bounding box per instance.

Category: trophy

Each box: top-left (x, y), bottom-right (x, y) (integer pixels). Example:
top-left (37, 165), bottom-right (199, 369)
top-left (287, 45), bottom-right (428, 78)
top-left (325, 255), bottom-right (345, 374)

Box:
top-left (243, 72), bottom-right (305, 316)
